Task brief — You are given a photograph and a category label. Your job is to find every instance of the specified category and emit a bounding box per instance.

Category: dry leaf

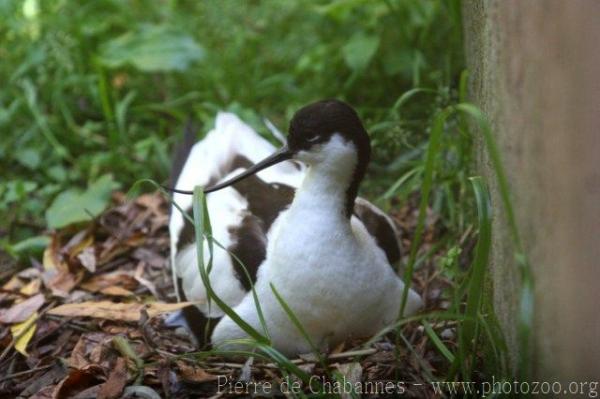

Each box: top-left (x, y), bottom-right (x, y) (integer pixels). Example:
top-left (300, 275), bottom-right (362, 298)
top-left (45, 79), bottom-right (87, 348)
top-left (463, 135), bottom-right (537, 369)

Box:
top-left (52, 364), bottom-right (105, 399)
top-left (47, 269), bottom-right (84, 297)
top-left (48, 301), bottom-right (201, 321)
top-left (331, 341), bottom-right (346, 355)
top-left (176, 360), bottom-right (219, 383)
top-left (16, 363), bottom-right (68, 398)
top-left (20, 278), bottom-right (42, 296)
top-left (135, 194), bottom-right (163, 215)
top-left (30, 386), bottom-right (56, 399)
top-left (97, 240), bottom-right (131, 266)
top-left (3, 274), bottom-right (23, 291)
top-left (99, 286), bottom-right (135, 297)
top-left (134, 262), bottom-right (159, 298)
top-left (0, 293), bottom-right (45, 324)
top-left (70, 385), bottom-right (102, 399)
top-left (70, 332), bottom-right (115, 370)
top-left (97, 357), bottom-right (128, 399)
top-left (77, 246), bottom-right (97, 273)
top-left (43, 235), bottom-right (69, 272)
top-left (11, 312), bottom-right (38, 355)
top-left (132, 248), bottom-right (164, 268)
top-left (18, 267), bottom-right (42, 279)
top-left (80, 272), bottom-right (138, 293)
top-left (65, 232), bottom-right (94, 259)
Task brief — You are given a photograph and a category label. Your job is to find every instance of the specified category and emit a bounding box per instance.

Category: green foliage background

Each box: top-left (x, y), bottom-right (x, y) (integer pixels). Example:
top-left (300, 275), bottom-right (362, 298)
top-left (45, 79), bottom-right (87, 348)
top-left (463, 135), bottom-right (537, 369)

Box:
top-left (1, 0), bottom-right (465, 261)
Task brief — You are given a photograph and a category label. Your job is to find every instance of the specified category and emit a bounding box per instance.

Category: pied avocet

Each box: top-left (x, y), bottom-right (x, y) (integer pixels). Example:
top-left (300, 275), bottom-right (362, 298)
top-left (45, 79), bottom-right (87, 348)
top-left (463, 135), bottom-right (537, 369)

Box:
top-left (169, 99), bottom-right (422, 355)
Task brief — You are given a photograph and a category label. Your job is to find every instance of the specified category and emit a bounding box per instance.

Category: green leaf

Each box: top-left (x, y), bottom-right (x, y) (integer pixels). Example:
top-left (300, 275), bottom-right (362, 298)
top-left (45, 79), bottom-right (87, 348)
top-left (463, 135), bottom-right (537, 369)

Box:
top-left (11, 235), bottom-right (50, 254)
top-left (382, 48), bottom-right (413, 77)
top-left (3, 180), bottom-right (38, 204)
top-left (46, 165), bottom-right (67, 182)
top-left (99, 24), bottom-right (205, 72)
top-left (16, 148), bottom-right (41, 170)
top-left (45, 174), bottom-right (120, 229)
top-left (314, 0), bottom-right (373, 21)
top-left (342, 32), bottom-right (379, 72)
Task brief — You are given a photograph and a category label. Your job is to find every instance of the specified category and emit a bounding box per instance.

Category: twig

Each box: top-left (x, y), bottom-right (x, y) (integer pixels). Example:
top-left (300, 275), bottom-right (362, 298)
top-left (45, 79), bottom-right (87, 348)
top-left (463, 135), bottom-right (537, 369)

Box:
top-left (44, 315), bottom-right (95, 333)
top-left (205, 362), bottom-right (245, 370)
top-left (155, 349), bottom-right (180, 359)
top-left (0, 364), bottom-right (52, 383)
top-left (201, 348), bottom-right (379, 371)
top-left (326, 348), bottom-right (377, 361)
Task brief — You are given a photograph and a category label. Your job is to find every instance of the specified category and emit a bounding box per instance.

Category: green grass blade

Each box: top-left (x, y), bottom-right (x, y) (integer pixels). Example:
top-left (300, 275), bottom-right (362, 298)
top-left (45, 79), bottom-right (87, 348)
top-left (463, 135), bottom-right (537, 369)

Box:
top-left (423, 321), bottom-right (455, 363)
top-left (478, 312), bottom-right (508, 379)
top-left (231, 256), bottom-right (271, 341)
top-left (392, 87), bottom-right (438, 115)
top-left (456, 103), bottom-right (535, 379)
top-left (256, 344), bottom-right (314, 387)
top-left (378, 166), bottom-right (421, 202)
top-left (455, 177), bottom-right (491, 378)
top-left (270, 283), bottom-right (319, 354)
top-left (366, 312), bottom-right (475, 348)
top-left (399, 107), bottom-right (453, 317)
top-left (191, 186), bottom-right (268, 344)
top-left (399, 333), bottom-right (435, 382)
top-left (21, 79), bottom-right (71, 160)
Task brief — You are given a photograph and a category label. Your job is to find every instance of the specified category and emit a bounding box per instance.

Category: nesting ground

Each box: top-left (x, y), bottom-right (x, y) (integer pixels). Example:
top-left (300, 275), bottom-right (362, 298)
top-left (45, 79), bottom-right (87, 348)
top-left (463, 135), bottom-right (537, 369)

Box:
top-left (0, 192), bottom-right (469, 398)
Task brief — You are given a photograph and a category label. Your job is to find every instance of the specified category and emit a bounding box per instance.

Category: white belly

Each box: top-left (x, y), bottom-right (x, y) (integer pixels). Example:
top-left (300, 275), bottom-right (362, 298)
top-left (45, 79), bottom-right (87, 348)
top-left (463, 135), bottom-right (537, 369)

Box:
top-left (212, 207), bottom-right (421, 355)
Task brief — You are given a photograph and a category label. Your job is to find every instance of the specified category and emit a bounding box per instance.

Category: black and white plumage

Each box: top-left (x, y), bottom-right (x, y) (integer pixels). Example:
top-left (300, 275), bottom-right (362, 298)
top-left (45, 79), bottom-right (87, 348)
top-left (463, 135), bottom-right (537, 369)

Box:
top-left (169, 100), bottom-right (422, 355)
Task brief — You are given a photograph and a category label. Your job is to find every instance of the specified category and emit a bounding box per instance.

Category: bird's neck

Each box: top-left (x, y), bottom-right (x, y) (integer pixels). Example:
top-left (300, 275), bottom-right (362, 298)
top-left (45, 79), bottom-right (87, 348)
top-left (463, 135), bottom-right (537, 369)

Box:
top-left (291, 156), bottom-right (359, 220)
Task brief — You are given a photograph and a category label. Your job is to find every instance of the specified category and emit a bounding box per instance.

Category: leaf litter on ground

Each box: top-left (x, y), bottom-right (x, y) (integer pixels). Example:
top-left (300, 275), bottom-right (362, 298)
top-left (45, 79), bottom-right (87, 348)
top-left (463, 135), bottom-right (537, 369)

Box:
top-left (0, 191), bottom-right (474, 398)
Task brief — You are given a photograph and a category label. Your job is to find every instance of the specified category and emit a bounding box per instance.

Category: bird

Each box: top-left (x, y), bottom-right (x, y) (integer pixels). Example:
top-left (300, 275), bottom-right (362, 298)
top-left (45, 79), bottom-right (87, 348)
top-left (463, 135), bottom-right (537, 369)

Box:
top-left (169, 99), bottom-right (423, 356)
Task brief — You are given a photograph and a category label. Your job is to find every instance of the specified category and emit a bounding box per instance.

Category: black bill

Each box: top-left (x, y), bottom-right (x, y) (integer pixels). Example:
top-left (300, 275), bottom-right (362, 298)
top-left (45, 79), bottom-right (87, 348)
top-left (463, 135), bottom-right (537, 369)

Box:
top-left (203, 146), bottom-right (294, 193)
